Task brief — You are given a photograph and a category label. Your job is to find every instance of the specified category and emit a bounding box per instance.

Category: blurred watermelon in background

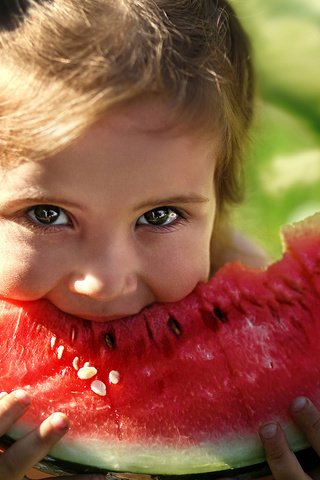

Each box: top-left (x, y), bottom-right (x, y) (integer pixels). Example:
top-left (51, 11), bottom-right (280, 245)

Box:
top-left (231, 0), bottom-right (320, 259)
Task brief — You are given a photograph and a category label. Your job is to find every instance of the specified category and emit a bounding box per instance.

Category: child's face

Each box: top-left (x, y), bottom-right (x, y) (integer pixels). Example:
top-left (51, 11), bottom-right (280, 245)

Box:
top-left (0, 99), bottom-right (218, 322)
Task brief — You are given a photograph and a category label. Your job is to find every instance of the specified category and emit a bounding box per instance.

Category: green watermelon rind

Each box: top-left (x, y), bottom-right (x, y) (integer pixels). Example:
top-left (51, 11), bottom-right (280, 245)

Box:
top-left (7, 423), bottom-right (308, 475)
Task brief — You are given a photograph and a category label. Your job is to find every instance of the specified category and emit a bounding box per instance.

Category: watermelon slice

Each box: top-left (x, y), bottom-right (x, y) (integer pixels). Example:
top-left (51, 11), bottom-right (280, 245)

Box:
top-left (0, 213), bottom-right (320, 477)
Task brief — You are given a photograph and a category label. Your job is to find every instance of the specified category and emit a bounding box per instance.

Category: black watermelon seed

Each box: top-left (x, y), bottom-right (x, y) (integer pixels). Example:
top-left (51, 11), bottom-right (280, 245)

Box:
top-left (104, 332), bottom-right (116, 349)
top-left (213, 306), bottom-right (228, 323)
top-left (168, 316), bottom-right (182, 336)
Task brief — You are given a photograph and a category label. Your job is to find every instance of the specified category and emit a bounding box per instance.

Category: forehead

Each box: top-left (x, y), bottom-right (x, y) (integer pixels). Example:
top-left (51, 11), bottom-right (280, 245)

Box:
top-left (107, 96), bottom-right (177, 132)
top-left (99, 95), bottom-right (220, 139)
top-left (64, 98), bottom-right (218, 180)
top-left (0, 97), bottom-right (219, 197)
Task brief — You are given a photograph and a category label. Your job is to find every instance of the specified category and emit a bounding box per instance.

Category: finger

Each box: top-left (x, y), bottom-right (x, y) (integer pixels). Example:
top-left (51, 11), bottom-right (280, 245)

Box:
top-left (290, 397), bottom-right (320, 454)
top-left (259, 422), bottom-right (311, 480)
top-left (0, 411), bottom-right (69, 480)
top-left (0, 390), bottom-right (32, 436)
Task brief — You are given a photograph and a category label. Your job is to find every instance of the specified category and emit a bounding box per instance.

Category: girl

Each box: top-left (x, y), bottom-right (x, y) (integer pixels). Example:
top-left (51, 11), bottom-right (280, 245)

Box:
top-left (0, 1), bottom-right (319, 479)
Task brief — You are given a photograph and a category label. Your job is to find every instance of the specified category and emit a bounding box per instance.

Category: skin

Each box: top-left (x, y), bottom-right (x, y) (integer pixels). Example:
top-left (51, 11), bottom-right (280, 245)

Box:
top-left (258, 397), bottom-right (320, 480)
top-left (0, 99), bottom-right (217, 478)
top-left (0, 101), bottom-right (216, 321)
top-left (0, 100), bottom-right (318, 478)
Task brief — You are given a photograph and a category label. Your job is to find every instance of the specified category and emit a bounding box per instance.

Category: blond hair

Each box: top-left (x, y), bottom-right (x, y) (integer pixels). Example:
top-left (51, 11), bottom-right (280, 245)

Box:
top-left (0, 0), bottom-right (254, 214)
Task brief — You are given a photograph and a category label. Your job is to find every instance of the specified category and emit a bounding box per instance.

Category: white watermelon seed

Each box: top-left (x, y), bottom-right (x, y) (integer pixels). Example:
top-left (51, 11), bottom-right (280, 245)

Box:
top-left (109, 370), bottom-right (120, 385)
top-left (57, 345), bottom-right (65, 360)
top-left (50, 336), bottom-right (57, 349)
top-left (91, 379), bottom-right (107, 396)
top-left (77, 366), bottom-right (98, 380)
top-left (72, 357), bottom-right (80, 370)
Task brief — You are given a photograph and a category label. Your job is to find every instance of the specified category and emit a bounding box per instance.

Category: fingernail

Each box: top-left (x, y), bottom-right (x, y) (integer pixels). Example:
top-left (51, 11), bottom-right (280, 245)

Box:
top-left (291, 396), bottom-right (308, 412)
top-left (260, 422), bottom-right (278, 439)
top-left (0, 392), bottom-right (8, 400)
top-left (49, 412), bottom-right (69, 431)
top-left (14, 389), bottom-right (31, 406)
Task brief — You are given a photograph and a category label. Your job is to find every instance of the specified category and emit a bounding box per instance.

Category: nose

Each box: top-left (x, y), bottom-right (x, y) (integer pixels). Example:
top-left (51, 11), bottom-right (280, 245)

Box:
top-left (68, 242), bottom-right (138, 301)
top-left (70, 272), bottom-right (137, 300)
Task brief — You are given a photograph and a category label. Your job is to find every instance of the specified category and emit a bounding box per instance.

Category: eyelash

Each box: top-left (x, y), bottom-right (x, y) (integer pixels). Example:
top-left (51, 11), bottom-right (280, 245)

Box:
top-left (136, 207), bottom-right (188, 232)
top-left (24, 220), bottom-right (71, 234)
top-left (16, 205), bottom-right (188, 233)
top-left (15, 207), bottom-right (73, 234)
top-left (150, 217), bottom-right (186, 233)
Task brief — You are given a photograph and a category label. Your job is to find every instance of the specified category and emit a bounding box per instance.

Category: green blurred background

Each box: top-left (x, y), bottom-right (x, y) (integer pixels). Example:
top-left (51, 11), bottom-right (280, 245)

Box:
top-left (231, 0), bottom-right (320, 259)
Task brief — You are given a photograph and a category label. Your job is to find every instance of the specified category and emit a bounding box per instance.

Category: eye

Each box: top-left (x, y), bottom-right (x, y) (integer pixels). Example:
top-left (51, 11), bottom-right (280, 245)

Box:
top-left (137, 207), bottom-right (180, 227)
top-left (27, 204), bottom-right (69, 226)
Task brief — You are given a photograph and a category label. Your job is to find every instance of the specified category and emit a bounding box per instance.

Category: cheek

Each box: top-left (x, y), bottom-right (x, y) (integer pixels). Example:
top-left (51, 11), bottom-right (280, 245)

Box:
top-left (0, 250), bottom-right (40, 300)
top-left (0, 232), bottom-right (54, 300)
top-left (143, 231), bottom-right (212, 303)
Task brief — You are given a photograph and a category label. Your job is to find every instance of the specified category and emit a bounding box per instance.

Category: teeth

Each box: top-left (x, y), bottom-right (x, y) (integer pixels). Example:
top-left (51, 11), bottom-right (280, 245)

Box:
top-left (91, 379), bottom-right (107, 397)
top-left (77, 366), bottom-right (97, 380)
top-left (109, 370), bottom-right (120, 385)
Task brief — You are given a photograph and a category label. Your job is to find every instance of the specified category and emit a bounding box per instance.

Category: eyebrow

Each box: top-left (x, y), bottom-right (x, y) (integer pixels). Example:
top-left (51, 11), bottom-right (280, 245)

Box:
top-left (135, 194), bottom-right (210, 211)
top-left (1, 193), bottom-right (210, 213)
top-left (0, 196), bottom-right (83, 211)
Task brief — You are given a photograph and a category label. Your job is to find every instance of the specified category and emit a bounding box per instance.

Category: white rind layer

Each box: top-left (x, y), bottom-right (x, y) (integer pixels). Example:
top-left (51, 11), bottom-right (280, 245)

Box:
top-left (8, 424), bottom-right (308, 475)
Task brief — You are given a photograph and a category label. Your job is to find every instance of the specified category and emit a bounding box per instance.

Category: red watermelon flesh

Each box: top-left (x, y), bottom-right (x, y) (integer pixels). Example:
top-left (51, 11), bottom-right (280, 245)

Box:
top-left (0, 212), bottom-right (319, 476)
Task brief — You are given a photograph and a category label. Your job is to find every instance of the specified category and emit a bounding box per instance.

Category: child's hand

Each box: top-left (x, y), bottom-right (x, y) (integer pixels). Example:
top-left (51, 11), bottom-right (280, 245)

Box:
top-left (259, 396), bottom-right (320, 480)
top-left (0, 390), bottom-right (103, 480)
